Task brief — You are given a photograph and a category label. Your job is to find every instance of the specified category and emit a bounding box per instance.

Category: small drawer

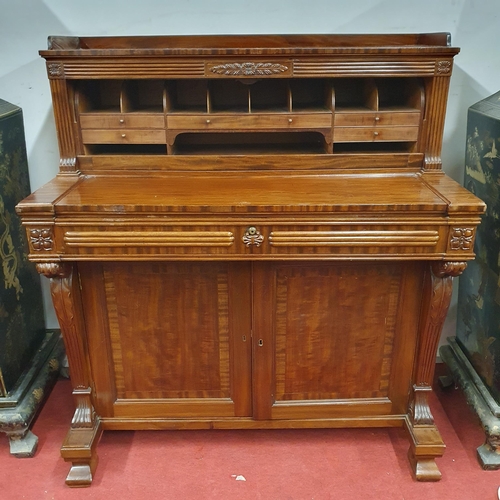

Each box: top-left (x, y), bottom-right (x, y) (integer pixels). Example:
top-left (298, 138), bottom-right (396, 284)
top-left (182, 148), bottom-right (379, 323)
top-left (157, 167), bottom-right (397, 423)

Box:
top-left (80, 113), bottom-right (165, 129)
top-left (167, 113), bottom-right (332, 130)
top-left (333, 126), bottom-right (419, 143)
top-left (334, 111), bottom-right (421, 127)
top-left (81, 129), bottom-right (166, 144)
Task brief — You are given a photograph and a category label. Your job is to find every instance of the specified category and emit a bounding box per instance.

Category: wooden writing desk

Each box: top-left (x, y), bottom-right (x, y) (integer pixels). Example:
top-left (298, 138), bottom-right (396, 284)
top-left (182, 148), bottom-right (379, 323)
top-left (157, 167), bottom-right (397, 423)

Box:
top-left (17, 34), bottom-right (485, 486)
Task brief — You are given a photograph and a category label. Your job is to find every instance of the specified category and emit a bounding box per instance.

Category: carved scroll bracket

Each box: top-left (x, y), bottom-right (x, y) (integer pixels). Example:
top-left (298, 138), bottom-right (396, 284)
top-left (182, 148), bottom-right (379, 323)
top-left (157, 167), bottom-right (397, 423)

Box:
top-left (37, 261), bottom-right (95, 429)
top-left (409, 261), bottom-right (468, 426)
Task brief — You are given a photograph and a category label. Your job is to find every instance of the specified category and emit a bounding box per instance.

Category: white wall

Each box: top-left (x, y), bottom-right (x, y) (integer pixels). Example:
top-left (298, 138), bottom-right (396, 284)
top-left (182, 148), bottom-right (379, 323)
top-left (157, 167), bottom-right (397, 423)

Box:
top-left (1, 0), bottom-right (499, 342)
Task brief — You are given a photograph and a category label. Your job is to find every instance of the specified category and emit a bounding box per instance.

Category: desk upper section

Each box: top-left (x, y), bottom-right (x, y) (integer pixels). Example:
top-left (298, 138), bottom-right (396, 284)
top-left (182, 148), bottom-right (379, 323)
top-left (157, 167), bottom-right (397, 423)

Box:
top-left (39, 33), bottom-right (459, 174)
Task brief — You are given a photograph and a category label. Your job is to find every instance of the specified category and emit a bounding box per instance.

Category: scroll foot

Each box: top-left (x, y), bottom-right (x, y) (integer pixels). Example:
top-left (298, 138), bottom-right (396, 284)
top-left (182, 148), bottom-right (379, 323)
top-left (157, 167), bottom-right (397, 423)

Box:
top-left (405, 418), bottom-right (445, 481)
top-left (408, 448), bottom-right (442, 481)
top-left (61, 419), bottom-right (102, 488)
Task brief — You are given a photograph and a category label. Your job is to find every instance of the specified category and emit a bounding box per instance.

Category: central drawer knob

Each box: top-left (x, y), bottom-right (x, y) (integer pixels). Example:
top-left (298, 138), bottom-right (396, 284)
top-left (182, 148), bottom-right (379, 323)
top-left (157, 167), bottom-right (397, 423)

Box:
top-left (243, 226), bottom-right (264, 247)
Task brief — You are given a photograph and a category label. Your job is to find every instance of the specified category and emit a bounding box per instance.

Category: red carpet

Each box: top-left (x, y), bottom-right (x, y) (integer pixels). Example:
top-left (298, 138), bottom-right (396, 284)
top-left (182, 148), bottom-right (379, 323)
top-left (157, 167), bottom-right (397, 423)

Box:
top-left (0, 366), bottom-right (497, 499)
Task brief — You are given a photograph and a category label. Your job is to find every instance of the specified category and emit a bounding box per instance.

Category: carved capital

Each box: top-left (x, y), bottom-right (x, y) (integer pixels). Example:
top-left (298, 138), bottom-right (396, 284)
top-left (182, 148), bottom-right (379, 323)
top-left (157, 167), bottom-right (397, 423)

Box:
top-left (71, 387), bottom-right (95, 428)
top-left (36, 262), bottom-right (71, 279)
top-left (431, 261), bottom-right (467, 279)
top-left (409, 385), bottom-right (434, 426)
top-left (60, 157), bottom-right (77, 172)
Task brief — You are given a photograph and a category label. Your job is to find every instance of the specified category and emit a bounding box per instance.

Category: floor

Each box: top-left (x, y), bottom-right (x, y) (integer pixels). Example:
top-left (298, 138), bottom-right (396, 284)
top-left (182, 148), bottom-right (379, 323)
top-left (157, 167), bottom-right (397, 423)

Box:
top-left (0, 365), bottom-right (498, 500)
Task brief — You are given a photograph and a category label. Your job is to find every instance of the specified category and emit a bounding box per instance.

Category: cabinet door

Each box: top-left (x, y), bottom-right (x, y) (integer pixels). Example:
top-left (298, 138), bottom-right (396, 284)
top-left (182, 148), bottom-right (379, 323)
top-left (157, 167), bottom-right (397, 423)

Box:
top-left (252, 261), bottom-right (423, 420)
top-left (79, 262), bottom-right (252, 420)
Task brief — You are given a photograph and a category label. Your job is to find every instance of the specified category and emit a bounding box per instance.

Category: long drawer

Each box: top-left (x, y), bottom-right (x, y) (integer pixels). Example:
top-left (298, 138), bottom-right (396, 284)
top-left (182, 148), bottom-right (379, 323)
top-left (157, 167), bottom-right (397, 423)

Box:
top-left (28, 221), bottom-right (451, 260)
top-left (167, 113), bottom-right (332, 130)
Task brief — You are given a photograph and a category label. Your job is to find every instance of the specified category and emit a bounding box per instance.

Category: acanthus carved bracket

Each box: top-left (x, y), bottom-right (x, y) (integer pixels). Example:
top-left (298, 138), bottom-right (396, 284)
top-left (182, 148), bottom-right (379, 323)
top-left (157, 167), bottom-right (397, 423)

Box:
top-left (36, 262), bottom-right (70, 279)
top-left (431, 261), bottom-right (467, 279)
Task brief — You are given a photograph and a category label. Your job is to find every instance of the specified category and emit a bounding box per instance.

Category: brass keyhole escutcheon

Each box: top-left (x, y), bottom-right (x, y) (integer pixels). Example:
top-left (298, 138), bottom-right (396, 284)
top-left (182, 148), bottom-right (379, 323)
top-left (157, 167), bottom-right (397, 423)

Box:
top-left (242, 226), bottom-right (264, 247)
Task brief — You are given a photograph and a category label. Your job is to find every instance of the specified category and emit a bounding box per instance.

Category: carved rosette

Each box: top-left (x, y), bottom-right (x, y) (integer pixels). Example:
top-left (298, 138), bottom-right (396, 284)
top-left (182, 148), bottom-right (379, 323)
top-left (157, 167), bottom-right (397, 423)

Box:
top-left (210, 62), bottom-right (288, 76)
top-left (436, 60), bottom-right (452, 75)
top-left (449, 228), bottom-right (475, 251)
top-left (47, 62), bottom-right (64, 78)
top-left (30, 228), bottom-right (54, 251)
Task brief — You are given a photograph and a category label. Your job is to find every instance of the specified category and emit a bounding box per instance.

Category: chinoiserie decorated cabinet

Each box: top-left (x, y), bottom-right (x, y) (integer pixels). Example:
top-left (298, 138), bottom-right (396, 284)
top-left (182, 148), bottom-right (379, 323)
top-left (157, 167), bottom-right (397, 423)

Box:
top-left (0, 99), bottom-right (64, 456)
top-left (16, 34), bottom-right (485, 486)
top-left (441, 90), bottom-right (500, 469)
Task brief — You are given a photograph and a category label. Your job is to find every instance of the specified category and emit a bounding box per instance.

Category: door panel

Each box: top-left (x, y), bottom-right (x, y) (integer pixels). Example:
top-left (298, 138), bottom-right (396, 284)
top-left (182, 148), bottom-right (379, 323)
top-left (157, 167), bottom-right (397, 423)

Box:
top-left (252, 261), bottom-right (422, 420)
top-left (80, 262), bottom-right (252, 419)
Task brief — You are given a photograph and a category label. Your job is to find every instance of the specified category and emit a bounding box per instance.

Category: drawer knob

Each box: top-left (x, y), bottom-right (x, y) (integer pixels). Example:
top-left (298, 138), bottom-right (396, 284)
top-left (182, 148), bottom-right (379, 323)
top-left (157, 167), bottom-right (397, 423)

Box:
top-left (288, 118), bottom-right (293, 123)
top-left (206, 119), bottom-right (211, 124)
top-left (373, 131), bottom-right (379, 137)
top-left (121, 133), bottom-right (126, 138)
top-left (375, 116), bottom-right (380, 122)
top-left (243, 226), bottom-right (264, 247)
top-left (119, 119), bottom-right (125, 124)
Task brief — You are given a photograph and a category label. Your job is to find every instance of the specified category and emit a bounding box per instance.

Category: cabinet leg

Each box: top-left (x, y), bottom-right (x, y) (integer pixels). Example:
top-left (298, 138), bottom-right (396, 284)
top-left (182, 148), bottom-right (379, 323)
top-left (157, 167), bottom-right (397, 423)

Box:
top-left (8, 430), bottom-right (38, 458)
top-left (405, 417), bottom-right (445, 481)
top-left (61, 418), bottom-right (102, 487)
